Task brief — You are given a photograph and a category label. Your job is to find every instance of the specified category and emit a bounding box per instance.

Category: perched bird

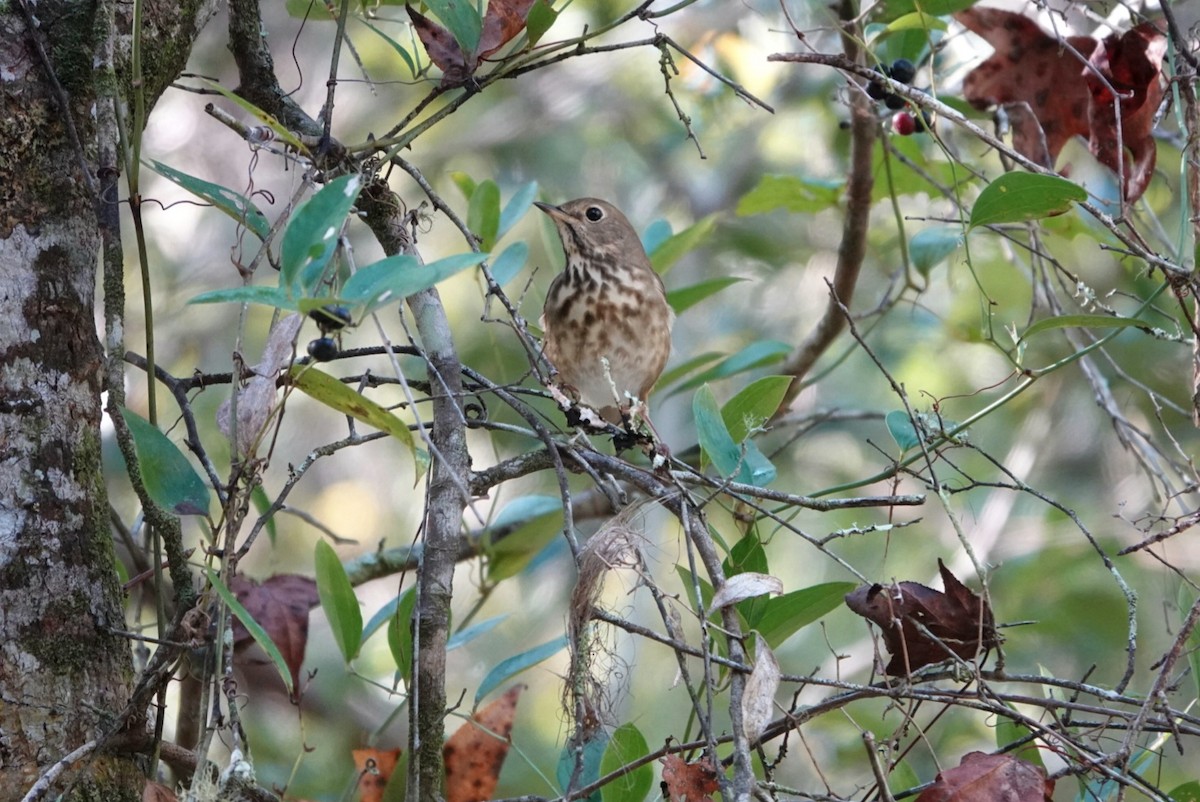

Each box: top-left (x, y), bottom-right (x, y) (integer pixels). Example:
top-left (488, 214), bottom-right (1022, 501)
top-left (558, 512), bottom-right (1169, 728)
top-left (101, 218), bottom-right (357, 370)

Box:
top-left (537, 198), bottom-right (674, 426)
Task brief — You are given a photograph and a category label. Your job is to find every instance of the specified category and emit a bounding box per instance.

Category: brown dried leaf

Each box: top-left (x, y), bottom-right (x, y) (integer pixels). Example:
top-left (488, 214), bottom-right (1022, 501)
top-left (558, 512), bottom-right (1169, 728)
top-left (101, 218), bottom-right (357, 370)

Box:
top-left (660, 754), bottom-right (720, 802)
top-left (477, 0), bottom-right (538, 60)
top-left (844, 559), bottom-right (998, 676)
top-left (406, 4), bottom-right (473, 86)
top-left (1085, 22), bottom-right (1167, 201)
top-left (957, 7), bottom-right (1094, 168)
top-left (229, 573), bottom-right (320, 693)
top-left (741, 642), bottom-right (780, 743)
top-left (217, 313), bottom-right (303, 457)
top-left (916, 751), bottom-right (1053, 802)
top-left (354, 747), bottom-right (403, 802)
top-left (443, 684), bottom-right (524, 802)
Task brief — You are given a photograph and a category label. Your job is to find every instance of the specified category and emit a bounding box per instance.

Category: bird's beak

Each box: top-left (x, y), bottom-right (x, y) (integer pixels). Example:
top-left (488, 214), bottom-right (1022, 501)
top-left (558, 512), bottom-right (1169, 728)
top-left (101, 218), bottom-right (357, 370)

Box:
top-left (534, 201), bottom-right (570, 223)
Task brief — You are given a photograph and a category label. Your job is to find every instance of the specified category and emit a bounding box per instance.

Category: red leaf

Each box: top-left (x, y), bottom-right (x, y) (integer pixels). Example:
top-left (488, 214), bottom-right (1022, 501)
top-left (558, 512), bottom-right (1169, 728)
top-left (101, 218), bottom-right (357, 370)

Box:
top-left (1084, 22), bottom-right (1167, 201)
top-left (406, 4), bottom-right (474, 87)
top-left (229, 573), bottom-right (320, 694)
top-left (477, 0), bottom-right (538, 60)
top-left (660, 754), bottom-right (720, 802)
top-left (443, 684), bottom-right (525, 802)
top-left (916, 751), bottom-right (1053, 802)
top-left (354, 747), bottom-right (403, 802)
top-left (844, 559), bottom-right (998, 676)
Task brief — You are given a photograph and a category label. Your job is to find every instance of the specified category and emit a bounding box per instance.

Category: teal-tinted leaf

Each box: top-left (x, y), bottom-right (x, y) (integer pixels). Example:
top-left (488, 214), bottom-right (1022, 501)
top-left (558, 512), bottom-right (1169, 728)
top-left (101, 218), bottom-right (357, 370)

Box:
top-left (969, 173), bottom-right (1086, 230)
top-left (468, 179), bottom-right (501, 250)
top-left (641, 219), bottom-right (672, 255)
top-left (340, 251), bottom-right (488, 313)
top-left (119, 408), bottom-right (211, 516)
top-left (280, 174), bottom-right (363, 293)
top-left (315, 540), bottom-right (363, 663)
top-left (995, 709), bottom-right (1045, 769)
top-left (1020, 314), bottom-right (1146, 342)
top-left (207, 569), bottom-right (294, 695)
top-left (448, 614), bottom-right (508, 650)
top-left (721, 375), bottom-right (792, 443)
top-left (363, 590), bottom-right (403, 643)
top-left (498, 181), bottom-right (539, 240)
top-left (188, 285), bottom-right (294, 309)
top-left (656, 352), bottom-right (724, 392)
top-left (600, 723), bottom-right (652, 802)
top-left (358, 17), bottom-right (418, 76)
top-left (558, 731), bottom-right (609, 802)
top-left (490, 242), bottom-right (529, 286)
top-left (737, 439), bottom-right (776, 487)
top-left (476, 635), bottom-right (568, 705)
top-left (666, 277), bottom-right (747, 315)
top-left (885, 410), bottom-right (920, 452)
top-left (425, 0), bottom-right (482, 60)
top-left (147, 160), bottom-right (271, 240)
top-left (909, 226), bottom-right (963, 276)
top-left (737, 175), bottom-right (844, 216)
top-left (485, 495), bottom-right (565, 581)
top-left (649, 214), bottom-right (717, 275)
top-left (525, 0), bottom-right (557, 45)
top-left (673, 340), bottom-right (791, 394)
top-left (694, 385), bottom-right (742, 478)
top-left (287, 365), bottom-right (428, 475)
top-left (755, 581), bottom-right (857, 649)
top-left (387, 587), bottom-right (418, 682)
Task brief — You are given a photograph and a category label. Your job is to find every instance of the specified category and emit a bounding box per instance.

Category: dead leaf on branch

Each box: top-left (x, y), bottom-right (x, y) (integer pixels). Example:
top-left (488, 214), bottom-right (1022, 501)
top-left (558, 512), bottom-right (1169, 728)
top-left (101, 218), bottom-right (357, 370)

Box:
top-left (407, 0), bottom-right (537, 88)
top-left (916, 751), bottom-right (1053, 802)
top-left (443, 684), bottom-right (525, 802)
top-left (229, 573), bottom-right (320, 693)
top-left (660, 754), bottom-right (720, 802)
top-left (844, 559), bottom-right (998, 676)
top-left (957, 7), bottom-right (1166, 202)
top-left (354, 747), bottom-right (403, 802)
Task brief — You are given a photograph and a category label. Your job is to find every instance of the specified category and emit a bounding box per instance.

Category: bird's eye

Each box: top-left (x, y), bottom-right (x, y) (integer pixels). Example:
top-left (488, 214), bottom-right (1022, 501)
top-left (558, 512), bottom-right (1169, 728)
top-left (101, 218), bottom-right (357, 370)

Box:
top-left (585, 206), bottom-right (604, 222)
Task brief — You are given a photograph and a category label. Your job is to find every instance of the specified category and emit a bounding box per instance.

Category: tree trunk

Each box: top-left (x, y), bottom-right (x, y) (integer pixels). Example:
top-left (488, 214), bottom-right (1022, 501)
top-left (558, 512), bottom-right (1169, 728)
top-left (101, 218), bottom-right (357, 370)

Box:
top-left (0, 2), bottom-right (209, 798)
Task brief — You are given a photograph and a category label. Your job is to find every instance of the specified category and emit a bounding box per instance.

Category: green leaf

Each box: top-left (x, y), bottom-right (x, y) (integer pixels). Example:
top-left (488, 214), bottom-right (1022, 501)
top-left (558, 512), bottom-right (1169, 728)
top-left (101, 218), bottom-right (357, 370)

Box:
top-left (387, 588), bottom-right (418, 683)
top-left (726, 531), bottom-right (771, 627)
top-left (673, 340), bottom-right (791, 394)
top-left (340, 251), bottom-right (488, 313)
top-left (694, 386), bottom-right (776, 486)
top-left (188, 285), bottom-right (294, 309)
top-left (287, 365), bottom-right (428, 474)
top-left (558, 731), bottom-right (609, 802)
top-left (755, 582), bottom-right (857, 649)
top-left (995, 708), bottom-right (1045, 769)
top-left (885, 410), bottom-right (920, 452)
top-left (525, 0), bottom-right (558, 45)
top-left (490, 242), bottom-right (528, 286)
top-left (888, 759), bottom-right (920, 797)
top-left (285, 0), bottom-right (336, 18)
top-left (363, 591), bottom-right (404, 643)
top-left (721, 376), bottom-right (792, 443)
top-left (147, 160), bottom-right (271, 240)
top-left (119, 408), bottom-right (211, 516)
top-left (872, 0), bottom-right (978, 22)
top-left (425, 0), bottom-right (483, 55)
top-left (192, 78), bottom-right (308, 153)
top-left (885, 10), bottom-right (947, 32)
top-left (737, 175), bottom-right (844, 216)
top-left (656, 352), bottom-right (724, 392)
top-left (600, 723), bottom-right (653, 802)
top-left (666, 277), bottom-right (747, 315)
top-left (468, 179), bottom-right (501, 250)
top-left (1169, 782), bottom-right (1200, 802)
top-left (451, 171), bottom-right (477, 200)
top-left (280, 174), bottom-right (363, 293)
top-left (498, 181), bottom-right (539, 240)
top-left (250, 484), bottom-right (278, 545)
top-left (358, 17), bottom-right (418, 76)
top-left (207, 569), bottom-right (294, 695)
top-left (1020, 314), bottom-right (1146, 342)
top-left (909, 226), bottom-right (963, 276)
top-left (476, 635), bottom-right (568, 705)
top-left (676, 565), bottom-right (715, 614)
top-left (315, 540), bottom-right (363, 663)
top-left (485, 495), bottom-right (565, 581)
top-left (969, 173), bottom-right (1086, 230)
top-left (649, 214), bottom-right (717, 275)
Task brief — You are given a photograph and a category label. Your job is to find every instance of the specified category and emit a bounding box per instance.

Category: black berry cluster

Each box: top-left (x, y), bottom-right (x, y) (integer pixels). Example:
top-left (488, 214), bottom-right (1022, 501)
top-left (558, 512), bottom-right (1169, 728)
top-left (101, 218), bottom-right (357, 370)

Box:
top-left (306, 304), bottom-right (352, 362)
top-left (865, 58), bottom-right (932, 136)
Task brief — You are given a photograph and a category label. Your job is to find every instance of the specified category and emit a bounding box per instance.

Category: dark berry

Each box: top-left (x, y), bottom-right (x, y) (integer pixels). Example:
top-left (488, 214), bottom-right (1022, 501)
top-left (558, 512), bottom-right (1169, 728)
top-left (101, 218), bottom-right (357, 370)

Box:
top-left (307, 337), bottom-right (339, 362)
top-left (866, 64), bottom-right (890, 100)
top-left (892, 112), bottom-right (916, 136)
top-left (884, 93), bottom-right (907, 110)
top-left (309, 304), bottom-right (352, 333)
top-left (916, 108), bottom-right (934, 131)
top-left (890, 58), bottom-right (916, 85)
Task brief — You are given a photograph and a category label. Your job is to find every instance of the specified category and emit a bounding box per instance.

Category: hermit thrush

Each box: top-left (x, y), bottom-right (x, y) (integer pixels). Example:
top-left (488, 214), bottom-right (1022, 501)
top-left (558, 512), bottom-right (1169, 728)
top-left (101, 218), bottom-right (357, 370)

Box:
top-left (537, 198), bottom-right (674, 426)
